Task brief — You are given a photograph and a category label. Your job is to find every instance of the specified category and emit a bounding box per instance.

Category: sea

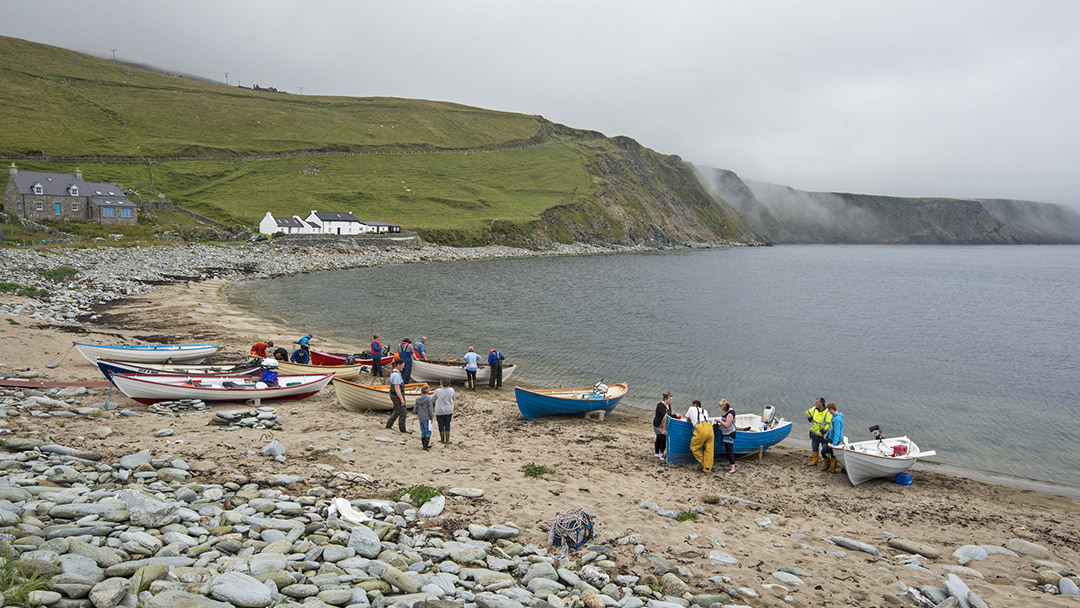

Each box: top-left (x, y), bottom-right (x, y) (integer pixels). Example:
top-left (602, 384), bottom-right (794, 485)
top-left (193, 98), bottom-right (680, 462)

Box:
top-left (225, 244), bottom-right (1080, 496)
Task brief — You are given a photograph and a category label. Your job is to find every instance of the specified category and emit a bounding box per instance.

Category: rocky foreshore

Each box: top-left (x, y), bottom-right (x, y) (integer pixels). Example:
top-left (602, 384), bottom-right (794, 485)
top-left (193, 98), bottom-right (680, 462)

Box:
top-left (0, 241), bottom-right (694, 325)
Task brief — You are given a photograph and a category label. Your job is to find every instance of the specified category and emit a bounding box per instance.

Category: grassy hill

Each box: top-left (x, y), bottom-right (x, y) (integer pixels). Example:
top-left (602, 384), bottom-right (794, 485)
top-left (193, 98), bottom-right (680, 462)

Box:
top-left (0, 36), bottom-right (751, 246)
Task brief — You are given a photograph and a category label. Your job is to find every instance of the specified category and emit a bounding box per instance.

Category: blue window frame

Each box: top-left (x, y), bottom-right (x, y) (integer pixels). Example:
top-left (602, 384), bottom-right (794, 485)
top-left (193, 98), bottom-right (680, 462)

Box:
top-left (120, 208), bottom-right (132, 218)
top-left (102, 207), bottom-right (115, 217)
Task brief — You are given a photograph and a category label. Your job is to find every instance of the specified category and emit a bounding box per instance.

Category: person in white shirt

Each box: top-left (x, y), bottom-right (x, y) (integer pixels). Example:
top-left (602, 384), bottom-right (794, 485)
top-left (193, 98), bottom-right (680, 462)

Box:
top-left (685, 400), bottom-right (714, 473)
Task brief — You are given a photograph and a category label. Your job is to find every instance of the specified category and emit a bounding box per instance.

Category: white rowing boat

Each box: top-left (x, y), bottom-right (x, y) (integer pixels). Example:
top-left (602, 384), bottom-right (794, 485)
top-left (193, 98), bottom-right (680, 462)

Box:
top-left (836, 434), bottom-right (936, 486)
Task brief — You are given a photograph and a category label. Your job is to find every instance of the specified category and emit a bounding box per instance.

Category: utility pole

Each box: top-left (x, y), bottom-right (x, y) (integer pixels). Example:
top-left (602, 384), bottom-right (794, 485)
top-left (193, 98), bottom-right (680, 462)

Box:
top-left (110, 49), bottom-right (117, 60)
top-left (224, 72), bottom-right (229, 86)
top-left (299, 86), bottom-right (303, 95)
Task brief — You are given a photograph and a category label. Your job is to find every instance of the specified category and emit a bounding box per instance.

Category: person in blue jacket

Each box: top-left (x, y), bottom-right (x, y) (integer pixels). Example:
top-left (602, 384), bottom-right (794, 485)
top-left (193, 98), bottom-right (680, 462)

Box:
top-left (822, 402), bottom-right (845, 474)
top-left (487, 348), bottom-right (505, 388)
top-left (290, 345), bottom-right (310, 364)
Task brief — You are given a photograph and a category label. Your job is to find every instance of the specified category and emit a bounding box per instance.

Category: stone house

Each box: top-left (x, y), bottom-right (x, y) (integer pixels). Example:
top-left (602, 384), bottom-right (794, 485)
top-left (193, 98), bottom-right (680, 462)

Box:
top-left (3, 164), bottom-right (138, 224)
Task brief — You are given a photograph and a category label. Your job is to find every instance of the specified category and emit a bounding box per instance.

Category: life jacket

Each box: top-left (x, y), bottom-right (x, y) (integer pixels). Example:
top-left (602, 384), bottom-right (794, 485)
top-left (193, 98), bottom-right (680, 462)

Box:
top-left (806, 406), bottom-right (833, 435)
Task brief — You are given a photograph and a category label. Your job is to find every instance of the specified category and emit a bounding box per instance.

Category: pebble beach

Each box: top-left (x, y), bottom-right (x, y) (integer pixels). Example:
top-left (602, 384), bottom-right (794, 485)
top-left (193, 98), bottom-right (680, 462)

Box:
top-left (1, 241), bottom-right (1079, 608)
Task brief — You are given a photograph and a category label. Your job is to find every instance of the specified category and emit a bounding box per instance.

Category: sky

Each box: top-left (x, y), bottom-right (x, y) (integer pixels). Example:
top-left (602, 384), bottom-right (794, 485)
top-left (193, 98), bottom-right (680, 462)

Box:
top-left (3, 0), bottom-right (1079, 207)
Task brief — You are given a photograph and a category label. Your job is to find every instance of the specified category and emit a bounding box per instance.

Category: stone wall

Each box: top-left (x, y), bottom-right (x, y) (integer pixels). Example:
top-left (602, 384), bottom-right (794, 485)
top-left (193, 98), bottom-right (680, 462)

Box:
top-left (272, 232), bottom-right (422, 247)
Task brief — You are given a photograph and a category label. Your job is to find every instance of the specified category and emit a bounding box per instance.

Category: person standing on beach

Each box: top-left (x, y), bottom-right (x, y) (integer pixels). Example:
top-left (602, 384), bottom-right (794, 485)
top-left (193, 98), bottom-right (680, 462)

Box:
top-left (717, 399), bottom-right (737, 474)
top-left (463, 346), bottom-right (481, 390)
top-left (370, 334), bottom-right (383, 377)
top-left (805, 397), bottom-right (832, 467)
top-left (398, 338), bottom-right (415, 383)
top-left (433, 377), bottom-right (456, 443)
top-left (415, 337), bottom-right (428, 361)
top-left (822, 402), bottom-right (844, 473)
top-left (686, 400), bottom-right (714, 473)
top-left (653, 393), bottom-right (673, 459)
top-left (487, 348), bottom-right (505, 388)
top-left (385, 359), bottom-right (411, 433)
top-left (414, 385), bottom-right (434, 450)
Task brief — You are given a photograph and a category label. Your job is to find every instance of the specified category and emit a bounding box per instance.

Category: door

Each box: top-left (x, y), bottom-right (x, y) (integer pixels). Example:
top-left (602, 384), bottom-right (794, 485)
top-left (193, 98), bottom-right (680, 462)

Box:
top-left (54, 202), bottom-right (62, 215)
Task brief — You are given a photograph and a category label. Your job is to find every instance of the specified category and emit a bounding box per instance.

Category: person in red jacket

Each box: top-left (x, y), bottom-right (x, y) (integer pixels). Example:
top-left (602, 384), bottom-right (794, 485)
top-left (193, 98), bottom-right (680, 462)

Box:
top-left (250, 340), bottom-right (273, 359)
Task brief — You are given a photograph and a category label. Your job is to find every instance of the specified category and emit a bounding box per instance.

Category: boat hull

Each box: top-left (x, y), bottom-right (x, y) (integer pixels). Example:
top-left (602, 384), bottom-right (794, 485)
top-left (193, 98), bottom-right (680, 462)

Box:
top-left (75, 342), bottom-right (221, 365)
top-left (836, 436), bottom-right (934, 486)
top-left (96, 359), bottom-right (261, 386)
top-left (332, 378), bottom-right (428, 412)
top-left (665, 413), bottom-right (793, 466)
top-left (513, 383), bottom-right (628, 420)
top-left (111, 373), bottom-right (332, 405)
top-left (275, 360), bottom-right (367, 380)
top-left (410, 358), bottom-right (517, 384)
top-left (311, 350), bottom-right (394, 367)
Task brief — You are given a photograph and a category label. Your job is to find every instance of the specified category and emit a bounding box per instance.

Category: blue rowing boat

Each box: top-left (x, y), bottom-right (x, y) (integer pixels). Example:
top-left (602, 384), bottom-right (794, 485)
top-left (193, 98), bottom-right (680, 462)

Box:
top-left (514, 382), bottom-right (628, 420)
top-left (665, 408), bottom-right (792, 465)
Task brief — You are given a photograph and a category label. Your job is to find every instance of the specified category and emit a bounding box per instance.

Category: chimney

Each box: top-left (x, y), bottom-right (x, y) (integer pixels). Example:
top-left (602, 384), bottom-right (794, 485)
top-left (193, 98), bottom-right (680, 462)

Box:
top-left (74, 167), bottom-right (82, 180)
top-left (8, 163), bottom-right (16, 176)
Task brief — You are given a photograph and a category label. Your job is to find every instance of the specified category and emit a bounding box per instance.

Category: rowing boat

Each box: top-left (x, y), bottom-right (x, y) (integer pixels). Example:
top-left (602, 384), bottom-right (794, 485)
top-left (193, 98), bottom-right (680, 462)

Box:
top-left (110, 373), bottom-right (333, 405)
top-left (513, 382), bottom-right (628, 420)
top-left (836, 434), bottom-right (936, 486)
top-left (74, 341), bottom-right (221, 365)
top-left (331, 377), bottom-right (429, 412)
top-left (409, 358), bottom-right (517, 384)
top-left (310, 350), bottom-right (394, 368)
top-left (665, 407), bottom-right (792, 465)
top-left (275, 359), bottom-right (367, 380)
top-left (95, 359), bottom-right (260, 386)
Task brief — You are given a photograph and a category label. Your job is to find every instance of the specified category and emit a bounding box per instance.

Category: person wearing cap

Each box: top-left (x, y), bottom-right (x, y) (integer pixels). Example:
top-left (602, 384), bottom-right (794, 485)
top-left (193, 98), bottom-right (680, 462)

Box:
top-left (414, 337), bottom-right (428, 361)
top-left (462, 346), bottom-right (482, 390)
top-left (250, 340), bottom-right (273, 360)
top-left (397, 338), bottom-right (415, 383)
top-left (259, 358), bottom-right (279, 386)
top-left (384, 359), bottom-right (411, 434)
top-left (487, 348), bottom-right (505, 388)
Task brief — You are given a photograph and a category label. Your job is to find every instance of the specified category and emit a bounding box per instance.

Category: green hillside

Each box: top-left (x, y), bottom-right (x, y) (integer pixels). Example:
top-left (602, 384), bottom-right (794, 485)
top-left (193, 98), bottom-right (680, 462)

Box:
top-left (0, 36), bottom-right (751, 246)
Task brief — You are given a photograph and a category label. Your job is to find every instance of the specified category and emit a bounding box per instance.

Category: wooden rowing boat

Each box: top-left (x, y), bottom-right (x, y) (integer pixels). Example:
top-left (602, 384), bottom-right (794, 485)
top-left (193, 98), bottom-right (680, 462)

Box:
top-left (836, 434), bottom-right (936, 486)
top-left (111, 373), bottom-right (333, 405)
top-left (95, 359), bottom-right (261, 386)
top-left (513, 382), bottom-right (628, 420)
top-left (665, 408), bottom-right (793, 465)
top-left (331, 377), bottom-right (428, 412)
top-left (310, 349), bottom-right (394, 367)
top-left (275, 359), bottom-right (367, 380)
top-left (409, 358), bottom-right (517, 384)
top-left (74, 341), bottom-right (221, 365)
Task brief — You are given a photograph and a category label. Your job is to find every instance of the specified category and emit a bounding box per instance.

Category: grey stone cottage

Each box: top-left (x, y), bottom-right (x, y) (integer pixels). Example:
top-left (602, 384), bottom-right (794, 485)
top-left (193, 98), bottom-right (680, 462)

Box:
top-left (3, 164), bottom-right (138, 225)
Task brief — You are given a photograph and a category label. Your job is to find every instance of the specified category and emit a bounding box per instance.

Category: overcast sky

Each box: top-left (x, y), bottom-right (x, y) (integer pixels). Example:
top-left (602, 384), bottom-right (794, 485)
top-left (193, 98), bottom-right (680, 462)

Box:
top-left (3, 0), bottom-right (1078, 206)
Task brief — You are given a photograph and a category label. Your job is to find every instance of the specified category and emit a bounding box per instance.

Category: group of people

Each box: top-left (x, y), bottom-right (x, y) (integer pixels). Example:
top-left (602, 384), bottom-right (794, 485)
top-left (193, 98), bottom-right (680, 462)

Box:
top-left (383, 358), bottom-right (456, 451)
top-left (249, 334), bottom-right (313, 365)
top-left (652, 394), bottom-right (844, 476)
top-left (369, 334), bottom-right (431, 381)
top-left (653, 395), bottom-right (738, 475)
top-left (806, 397), bottom-right (845, 473)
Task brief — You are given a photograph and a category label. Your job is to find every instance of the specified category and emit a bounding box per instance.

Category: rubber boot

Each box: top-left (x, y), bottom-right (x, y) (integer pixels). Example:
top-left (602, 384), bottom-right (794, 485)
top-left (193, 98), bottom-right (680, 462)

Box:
top-left (820, 455), bottom-right (831, 471)
top-left (828, 457), bottom-right (838, 474)
top-left (807, 452), bottom-right (819, 467)
top-left (422, 436), bottom-right (430, 451)
top-left (444, 431), bottom-right (451, 444)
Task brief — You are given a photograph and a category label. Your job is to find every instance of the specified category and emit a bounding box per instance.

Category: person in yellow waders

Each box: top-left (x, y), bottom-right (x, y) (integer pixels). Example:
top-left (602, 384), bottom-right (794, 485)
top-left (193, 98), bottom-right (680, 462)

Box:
top-left (805, 397), bottom-right (833, 467)
top-left (685, 400), bottom-right (714, 473)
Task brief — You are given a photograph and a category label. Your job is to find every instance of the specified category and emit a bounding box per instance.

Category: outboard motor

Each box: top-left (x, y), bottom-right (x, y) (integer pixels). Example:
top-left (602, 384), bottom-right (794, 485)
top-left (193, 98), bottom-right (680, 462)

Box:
top-left (762, 405), bottom-right (776, 426)
top-left (869, 425), bottom-right (884, 441)
top-left (591, 380), bottom-right (608, 396)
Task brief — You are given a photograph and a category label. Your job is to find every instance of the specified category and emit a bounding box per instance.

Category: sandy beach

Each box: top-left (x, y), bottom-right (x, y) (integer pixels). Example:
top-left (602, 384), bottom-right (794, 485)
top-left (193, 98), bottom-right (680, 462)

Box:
top-left (2, 279), bottom-right (1079, 607)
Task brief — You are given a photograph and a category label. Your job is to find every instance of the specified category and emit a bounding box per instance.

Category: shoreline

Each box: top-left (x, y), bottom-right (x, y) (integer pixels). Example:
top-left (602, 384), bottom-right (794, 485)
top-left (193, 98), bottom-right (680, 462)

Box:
top-left (3, 244), bottom-right (1080, 606)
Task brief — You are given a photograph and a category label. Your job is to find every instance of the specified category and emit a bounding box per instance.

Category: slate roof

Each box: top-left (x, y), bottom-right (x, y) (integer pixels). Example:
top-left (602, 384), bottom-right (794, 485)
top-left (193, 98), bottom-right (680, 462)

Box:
top-left (10, 170), bottom-right (130, 202)
top-left (313, 211), bottom-right (359, 223)
top-left (274, 217), bottom-right (305, 228)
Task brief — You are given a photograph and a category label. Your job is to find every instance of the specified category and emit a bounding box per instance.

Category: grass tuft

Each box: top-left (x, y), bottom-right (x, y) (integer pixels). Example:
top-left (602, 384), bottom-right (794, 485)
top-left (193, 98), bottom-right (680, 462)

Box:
top-left (0, 551), bottom-right (52, 606)
top-left (521, 462), bottom-right (555, 478)
top-left (674, 511), bottom-right (698, 522)
top-left (389, 484), bottom-right (443, 506)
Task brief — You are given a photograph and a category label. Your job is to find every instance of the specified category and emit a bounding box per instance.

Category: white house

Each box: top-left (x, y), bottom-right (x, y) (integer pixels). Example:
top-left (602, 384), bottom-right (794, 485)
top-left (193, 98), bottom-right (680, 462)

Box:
top-left (259, 212), bottom-right (308, 235)
top-left (304, 210), bottom-right (362, 235)
top-left (361, 221), bottom-right (401, 234)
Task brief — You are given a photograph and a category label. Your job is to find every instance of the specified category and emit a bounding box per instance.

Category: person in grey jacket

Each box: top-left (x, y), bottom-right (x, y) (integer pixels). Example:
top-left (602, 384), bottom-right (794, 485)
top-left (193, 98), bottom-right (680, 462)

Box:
top-left (433, 377), bottom-right (456, 444)
top-left (414, 385), bottom-right (434, 451)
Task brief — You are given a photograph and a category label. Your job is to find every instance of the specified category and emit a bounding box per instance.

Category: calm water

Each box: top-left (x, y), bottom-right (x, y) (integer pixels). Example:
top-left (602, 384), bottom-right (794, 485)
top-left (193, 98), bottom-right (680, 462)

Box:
top-left (226, 245), bottom-right (1080, 491)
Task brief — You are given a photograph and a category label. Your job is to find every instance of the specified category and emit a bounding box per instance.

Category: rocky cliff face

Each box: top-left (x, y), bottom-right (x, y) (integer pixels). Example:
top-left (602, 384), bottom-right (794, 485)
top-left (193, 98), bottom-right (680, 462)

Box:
top-left (695, 166), bottom-right (1080, 245)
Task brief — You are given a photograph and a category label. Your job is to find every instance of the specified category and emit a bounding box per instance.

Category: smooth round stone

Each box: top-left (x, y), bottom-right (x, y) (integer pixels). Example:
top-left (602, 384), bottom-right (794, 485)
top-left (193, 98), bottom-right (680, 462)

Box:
top-left (281, 583), bottom-right (320, 598)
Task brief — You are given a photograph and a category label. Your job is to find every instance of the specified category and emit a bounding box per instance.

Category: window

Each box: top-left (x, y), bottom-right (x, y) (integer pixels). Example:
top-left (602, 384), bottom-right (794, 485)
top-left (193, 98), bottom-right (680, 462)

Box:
top-left (33, 184), bottom-right (43, 195)
top-left (120, 208), bottom-right (132, 218)
top-left (69, 186), bottom-right (79, 196)
top-left (102, 207), bottom-right (115, 217)
top-left (72, 202), bottom-right (79, 212)
top-left (35, 201), bottom-right (43, 211)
